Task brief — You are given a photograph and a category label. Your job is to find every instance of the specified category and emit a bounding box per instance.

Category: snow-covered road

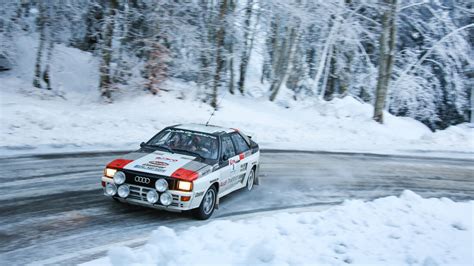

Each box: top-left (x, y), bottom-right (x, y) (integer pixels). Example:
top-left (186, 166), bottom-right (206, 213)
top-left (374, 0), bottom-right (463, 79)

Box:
top-left (0, 150), bottom-right (472, 265)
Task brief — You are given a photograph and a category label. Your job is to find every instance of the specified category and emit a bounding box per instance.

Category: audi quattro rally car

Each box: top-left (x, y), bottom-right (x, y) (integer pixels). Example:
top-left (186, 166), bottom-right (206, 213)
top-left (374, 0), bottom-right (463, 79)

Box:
top-left (101, 124), bottom-right (260, 219)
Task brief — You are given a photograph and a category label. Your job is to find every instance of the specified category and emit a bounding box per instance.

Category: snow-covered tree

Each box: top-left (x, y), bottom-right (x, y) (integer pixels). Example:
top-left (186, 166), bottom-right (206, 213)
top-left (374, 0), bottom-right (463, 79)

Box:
top-left (0, 0), bottom-right (471, 129)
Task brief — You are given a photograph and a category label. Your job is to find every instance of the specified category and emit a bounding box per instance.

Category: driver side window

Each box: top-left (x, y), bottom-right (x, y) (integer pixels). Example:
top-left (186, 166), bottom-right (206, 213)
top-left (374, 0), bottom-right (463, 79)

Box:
top-left (221, 136), bottom-right (236, 160)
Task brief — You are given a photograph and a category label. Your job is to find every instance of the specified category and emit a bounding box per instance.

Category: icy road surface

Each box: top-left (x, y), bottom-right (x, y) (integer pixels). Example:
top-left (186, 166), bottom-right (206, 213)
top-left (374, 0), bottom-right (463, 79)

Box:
top-left (0, 150), bottom-right (473, 265)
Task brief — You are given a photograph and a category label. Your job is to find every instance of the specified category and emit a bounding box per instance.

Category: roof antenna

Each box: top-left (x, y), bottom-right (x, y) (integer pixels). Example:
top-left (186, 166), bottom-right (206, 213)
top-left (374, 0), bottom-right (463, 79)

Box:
top-left (205, 107), bottom-right (217, 126)
top-left (205, 88), bottom-right (229, 126)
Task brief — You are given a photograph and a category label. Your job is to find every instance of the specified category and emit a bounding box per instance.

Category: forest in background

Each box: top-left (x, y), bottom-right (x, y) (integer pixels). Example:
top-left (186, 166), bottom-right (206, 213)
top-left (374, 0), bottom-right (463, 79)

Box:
top-left (0, 0), bottom-right (473, 130)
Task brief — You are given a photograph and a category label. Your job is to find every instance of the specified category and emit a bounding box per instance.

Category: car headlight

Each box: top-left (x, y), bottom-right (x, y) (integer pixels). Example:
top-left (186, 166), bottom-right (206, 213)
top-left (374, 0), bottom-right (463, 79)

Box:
top-left (113, 171), bottom-right (126, 185)
top-left (117, 185), bottom-right (130, 198)
top-left (160, 192), bottom-right (173, 206)
top-left (155, 178), bottom-right (168, 192)
top-left (104, 168), bottom-right (117, 178)
top-left (146, 190), bottom-right (159, 204)
top-left (177, 180), bottom-right (193, 191)
top-left (105, 183), bottom-right (117, 196)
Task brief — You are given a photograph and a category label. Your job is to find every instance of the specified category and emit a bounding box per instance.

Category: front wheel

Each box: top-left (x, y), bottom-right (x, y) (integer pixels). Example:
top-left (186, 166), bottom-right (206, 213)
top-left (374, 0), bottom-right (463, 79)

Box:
top-left (192, 186), bottom-right (217, 220)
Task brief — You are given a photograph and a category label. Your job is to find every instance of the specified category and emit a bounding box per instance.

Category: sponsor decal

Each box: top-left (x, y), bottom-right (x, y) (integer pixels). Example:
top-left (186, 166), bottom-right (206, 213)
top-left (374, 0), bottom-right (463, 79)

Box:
top-left (221, 174), bottom-right (244, 189)
top-left (148, 160), bottom-right (169, 168)
top-left (195, 191), bottom-right (204, 197)
top-left (135, 176), bottom-right (151, 184)
top-left (134, 164), bottom-right (166, 172)
top-left (229, 158), bottom-right (239, 172)
top-left (240, 163), bottom-right (248, 172)
top-left (155, 156), bottom-right (178, 162)
top-left (200, 168), bottom-right (211, 176)
top-left (124, 151), bottom-right (195, 176)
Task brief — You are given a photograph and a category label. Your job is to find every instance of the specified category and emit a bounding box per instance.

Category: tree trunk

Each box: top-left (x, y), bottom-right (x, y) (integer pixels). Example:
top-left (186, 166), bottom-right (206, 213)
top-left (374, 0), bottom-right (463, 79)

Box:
top-left (471, 86), bottom-right (474, 124)
top-left (42, 40), bottom-right (54, 90)
top-left (229, 56), bottom-right (235, 94)
top-left (268, 25), bottom-right (288, 94)
top-left (313, 21), bottom-right (338, 98)
top-left (33, 2), bottom-right (46, 89)
top-left (211, 0), bottom-right (228, 108)
top-left (261, 15), bottom-right (279, 84)
top-left (339, 50), bottom-right (352, 97)
top-left (226, 0), bottom-right (236, 94)
top-left (373, 0), bottom-right (398, 123)
top-left (323, 48), bottom-right (336, 100)
top-left (99, 0), bottom-right (118, 101)
top-left (269, 26), bottom-right (298, 101)
top-left (82, 3), bottom-right (103, 51)
top-left (320, 42), bottom-right (336, 101)
top-left (237, 0), bottom-right (253, 94)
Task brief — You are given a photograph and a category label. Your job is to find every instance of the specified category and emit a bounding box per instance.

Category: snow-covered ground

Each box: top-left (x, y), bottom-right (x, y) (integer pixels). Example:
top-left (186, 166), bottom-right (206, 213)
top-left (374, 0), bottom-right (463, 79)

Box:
top-left (0, 36), bottom-right (473, 157)
top-left (84, 191), bottom-right (473, 265)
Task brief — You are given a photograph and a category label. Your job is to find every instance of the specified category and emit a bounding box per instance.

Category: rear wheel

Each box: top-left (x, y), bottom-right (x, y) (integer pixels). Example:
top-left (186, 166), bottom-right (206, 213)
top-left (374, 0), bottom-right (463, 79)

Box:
top-left (246, 168), bottom-right (255, 191)
top-left (192, 186), bottom-right (217, 220)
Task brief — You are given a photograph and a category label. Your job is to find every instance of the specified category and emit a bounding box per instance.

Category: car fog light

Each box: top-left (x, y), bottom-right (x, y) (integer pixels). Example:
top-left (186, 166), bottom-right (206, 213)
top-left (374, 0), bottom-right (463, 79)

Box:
top-left (118, 185), bottom-right (130, 198)
top-left (105, 183), bottom-right (117, 196)
top-left (113, 171), bottom-right (126, 185)
top-left (146, 190), bottom-right (159, 204)
top-left (155, 178), bottom-right (168, 192)
top-left (160, 192), bottom-right (173, 206)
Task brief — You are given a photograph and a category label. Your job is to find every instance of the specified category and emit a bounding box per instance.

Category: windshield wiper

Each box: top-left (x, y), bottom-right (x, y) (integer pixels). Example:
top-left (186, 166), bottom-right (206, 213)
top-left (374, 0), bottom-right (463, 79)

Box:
top-left (172, 148), bottom-right (204, 160)
top-left (144, 144), bottom-right (175, 154)
top-left (157, 145), bottom-right (175, 154)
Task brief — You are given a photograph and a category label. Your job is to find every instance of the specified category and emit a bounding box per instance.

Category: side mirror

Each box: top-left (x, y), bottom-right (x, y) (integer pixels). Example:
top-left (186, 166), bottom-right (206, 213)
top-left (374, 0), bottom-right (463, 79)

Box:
top-left (222, 154), bottom-right (229, 161)
top-left (140, 142), bottom-right (146, 148)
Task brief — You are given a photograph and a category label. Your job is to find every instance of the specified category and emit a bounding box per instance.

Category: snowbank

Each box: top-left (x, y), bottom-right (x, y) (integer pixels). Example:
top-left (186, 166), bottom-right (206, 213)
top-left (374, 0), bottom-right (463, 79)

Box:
top-left (0, 36), bottom-right (473, 157)
top-left (1, 78), bottom-right (472, 157)
top-left (90, 191), bottom-right (473, 265)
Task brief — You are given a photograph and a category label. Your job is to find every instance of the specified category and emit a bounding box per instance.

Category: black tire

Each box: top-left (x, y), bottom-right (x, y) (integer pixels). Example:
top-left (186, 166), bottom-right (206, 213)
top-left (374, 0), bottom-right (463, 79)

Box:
top-left (246, 168), bottom-right (256, 191)
top-left (192, 185), bottom-right (217, 220)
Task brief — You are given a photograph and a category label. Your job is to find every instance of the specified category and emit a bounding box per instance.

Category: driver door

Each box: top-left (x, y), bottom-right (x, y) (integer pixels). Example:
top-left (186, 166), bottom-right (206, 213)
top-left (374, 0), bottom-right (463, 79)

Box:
top-left (218, 135), bottom-right (239, 195)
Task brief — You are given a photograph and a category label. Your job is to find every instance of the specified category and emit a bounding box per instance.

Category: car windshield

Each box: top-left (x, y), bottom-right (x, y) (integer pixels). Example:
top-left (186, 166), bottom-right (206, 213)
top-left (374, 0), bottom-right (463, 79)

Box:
top-left (146, 129), bottom-right (219, 160)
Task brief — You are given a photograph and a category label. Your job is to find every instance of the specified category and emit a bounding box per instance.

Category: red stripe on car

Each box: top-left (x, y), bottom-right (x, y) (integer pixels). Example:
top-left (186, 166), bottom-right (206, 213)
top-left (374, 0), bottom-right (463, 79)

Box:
top-left (106, 159), bottom-right (133, 169)
top-left (171, 168), bottom-right (199, 181)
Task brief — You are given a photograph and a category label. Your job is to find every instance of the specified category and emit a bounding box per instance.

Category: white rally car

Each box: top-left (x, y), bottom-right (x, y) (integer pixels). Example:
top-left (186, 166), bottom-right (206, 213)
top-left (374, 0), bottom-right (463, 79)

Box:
top-left (101, 124), bottom-right (260, 219)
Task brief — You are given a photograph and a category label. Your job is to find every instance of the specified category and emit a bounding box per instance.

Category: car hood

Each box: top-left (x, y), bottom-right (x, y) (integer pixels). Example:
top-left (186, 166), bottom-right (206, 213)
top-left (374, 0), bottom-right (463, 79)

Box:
top-left (122, 150), bottom-right (210, 179)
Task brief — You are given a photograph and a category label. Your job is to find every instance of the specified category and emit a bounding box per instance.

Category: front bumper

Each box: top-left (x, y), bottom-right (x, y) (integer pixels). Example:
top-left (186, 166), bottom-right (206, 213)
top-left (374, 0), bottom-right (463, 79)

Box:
top-left (102, 177), bottom-right (194, 212)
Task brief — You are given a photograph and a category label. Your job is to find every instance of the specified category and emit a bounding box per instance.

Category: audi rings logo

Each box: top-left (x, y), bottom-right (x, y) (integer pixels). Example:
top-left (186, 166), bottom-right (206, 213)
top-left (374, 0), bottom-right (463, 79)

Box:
top-left (135, 176), bottom-right (151, 184)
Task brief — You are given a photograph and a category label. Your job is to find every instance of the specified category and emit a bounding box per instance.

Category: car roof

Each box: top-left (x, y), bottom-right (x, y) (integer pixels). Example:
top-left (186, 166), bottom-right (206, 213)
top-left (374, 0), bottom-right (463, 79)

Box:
top-left (172, 123), bottom-right (236, 135)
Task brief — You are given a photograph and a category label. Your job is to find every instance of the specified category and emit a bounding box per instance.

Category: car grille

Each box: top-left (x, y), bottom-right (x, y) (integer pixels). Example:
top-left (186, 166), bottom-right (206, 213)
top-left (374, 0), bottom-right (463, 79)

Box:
top-left (122, 169), bottom-right (178, 190)
top-left (127, 184), bottom-right (180, 207)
